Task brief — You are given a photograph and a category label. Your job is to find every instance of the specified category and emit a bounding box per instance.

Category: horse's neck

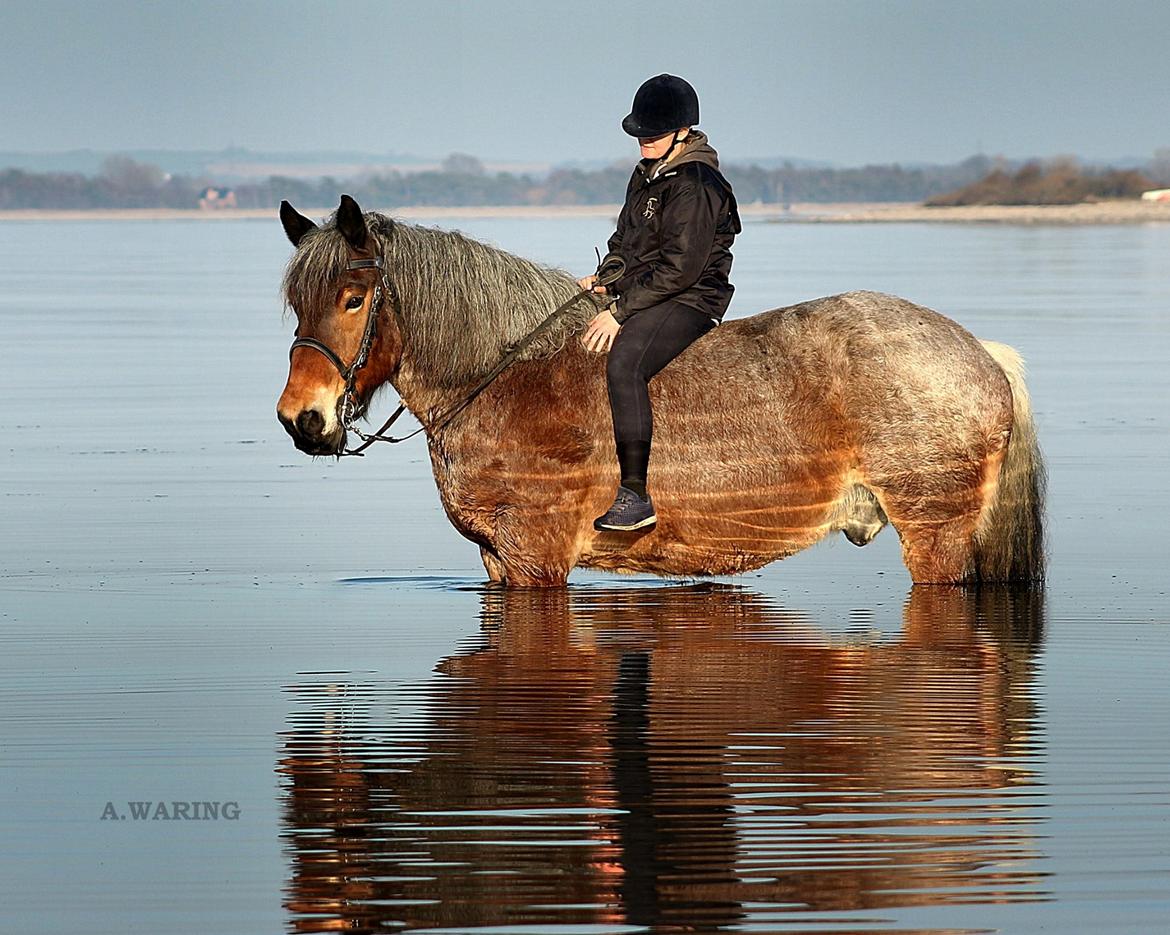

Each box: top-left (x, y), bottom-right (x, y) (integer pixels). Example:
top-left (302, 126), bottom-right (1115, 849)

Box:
top-left (390, 359), bottom-right (462, 420)
top-left (391, 348), bottom-right (566, 442)
top-left (381, 228), bottom-right (578, 421)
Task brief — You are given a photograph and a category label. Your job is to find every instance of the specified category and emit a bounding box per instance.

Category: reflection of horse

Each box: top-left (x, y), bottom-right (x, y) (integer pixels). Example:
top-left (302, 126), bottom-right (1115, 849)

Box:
top-left (276, 196), bottom-right (1045, 586)
top-left (278, 585), bottom-right (1047, 932)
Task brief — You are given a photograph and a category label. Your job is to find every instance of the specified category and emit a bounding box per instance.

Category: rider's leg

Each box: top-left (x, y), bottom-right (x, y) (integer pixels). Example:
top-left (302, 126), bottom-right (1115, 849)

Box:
top-left (605, 300), bottom-right (716, 501)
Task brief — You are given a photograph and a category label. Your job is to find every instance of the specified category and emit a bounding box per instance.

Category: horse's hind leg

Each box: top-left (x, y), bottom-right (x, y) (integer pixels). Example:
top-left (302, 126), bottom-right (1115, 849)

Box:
top-left (891, 512), bottom-right (982, 584)
top-left (868, 464), bottom-right (990, 585)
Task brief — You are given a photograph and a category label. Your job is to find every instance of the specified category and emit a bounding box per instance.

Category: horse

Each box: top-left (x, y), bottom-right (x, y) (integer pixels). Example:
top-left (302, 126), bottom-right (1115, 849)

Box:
top-left (276, 195), bottom-right (1045, 588)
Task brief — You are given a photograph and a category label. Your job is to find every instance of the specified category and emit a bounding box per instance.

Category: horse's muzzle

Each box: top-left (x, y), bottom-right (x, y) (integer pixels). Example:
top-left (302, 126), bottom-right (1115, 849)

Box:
top-left (278, 406), bottom-right (344, 456)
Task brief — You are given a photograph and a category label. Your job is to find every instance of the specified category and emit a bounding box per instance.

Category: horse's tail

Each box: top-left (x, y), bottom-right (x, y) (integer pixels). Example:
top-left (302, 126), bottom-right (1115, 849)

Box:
top-left (972, 341), bottom-right (1047, 583)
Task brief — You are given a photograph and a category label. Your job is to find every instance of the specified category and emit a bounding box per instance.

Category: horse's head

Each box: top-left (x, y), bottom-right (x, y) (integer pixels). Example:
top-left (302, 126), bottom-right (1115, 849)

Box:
top-left (277, 195), bottom-right (405, 455)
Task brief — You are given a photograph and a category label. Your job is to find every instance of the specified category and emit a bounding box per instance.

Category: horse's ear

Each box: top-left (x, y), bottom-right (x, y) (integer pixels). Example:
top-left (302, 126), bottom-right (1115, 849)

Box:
top-left (280, 200), bottom-right (317, 247)
top-left (336, 194), bottom-right (368, 250)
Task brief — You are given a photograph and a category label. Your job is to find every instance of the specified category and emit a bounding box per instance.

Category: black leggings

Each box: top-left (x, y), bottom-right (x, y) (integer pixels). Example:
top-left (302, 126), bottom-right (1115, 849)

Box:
top-left (606, 299), bottom-right (716, 468)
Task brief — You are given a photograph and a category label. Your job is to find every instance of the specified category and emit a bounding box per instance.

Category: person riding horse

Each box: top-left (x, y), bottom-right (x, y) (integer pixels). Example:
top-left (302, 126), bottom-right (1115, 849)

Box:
top-left (578, 74), bottom-right (742, 532)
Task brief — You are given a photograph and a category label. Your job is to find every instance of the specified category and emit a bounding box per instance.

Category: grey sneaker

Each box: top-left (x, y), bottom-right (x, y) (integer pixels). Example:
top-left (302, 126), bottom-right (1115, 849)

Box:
top-left (593, 485), bottom-right (657, 531)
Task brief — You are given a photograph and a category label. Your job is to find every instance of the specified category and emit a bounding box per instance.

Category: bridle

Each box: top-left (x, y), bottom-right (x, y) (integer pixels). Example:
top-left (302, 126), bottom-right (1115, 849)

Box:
top-left (287, 250), bottom-right (607, 458)
top-left (287, 254), bottom-right (403, 457)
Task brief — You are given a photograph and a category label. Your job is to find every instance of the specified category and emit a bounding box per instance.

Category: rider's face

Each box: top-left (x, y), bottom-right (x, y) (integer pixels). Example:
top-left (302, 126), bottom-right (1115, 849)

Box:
top-left (638, 128), bottom-right (688, 161)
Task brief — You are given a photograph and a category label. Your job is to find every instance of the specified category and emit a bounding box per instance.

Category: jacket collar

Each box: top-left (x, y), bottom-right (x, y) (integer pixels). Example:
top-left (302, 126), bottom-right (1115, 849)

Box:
top-left (636, 130), bottom-right (722, 183)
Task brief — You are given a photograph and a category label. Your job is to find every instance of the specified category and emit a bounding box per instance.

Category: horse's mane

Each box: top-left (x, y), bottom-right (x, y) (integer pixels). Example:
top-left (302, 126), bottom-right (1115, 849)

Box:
top-left (283, 211), bottom-right (602, 388)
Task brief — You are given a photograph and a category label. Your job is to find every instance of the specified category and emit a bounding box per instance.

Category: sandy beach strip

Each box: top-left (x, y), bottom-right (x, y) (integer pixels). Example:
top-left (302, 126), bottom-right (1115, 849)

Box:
top-left (776, 201), bottom-right (1170, 225)
top-left (2, 201), bottom-right (1169, 224)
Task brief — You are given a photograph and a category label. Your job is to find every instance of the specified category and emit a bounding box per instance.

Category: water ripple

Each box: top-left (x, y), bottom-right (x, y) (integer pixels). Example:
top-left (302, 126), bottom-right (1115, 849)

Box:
top-left (278, 585), bottom-right (1049, 932)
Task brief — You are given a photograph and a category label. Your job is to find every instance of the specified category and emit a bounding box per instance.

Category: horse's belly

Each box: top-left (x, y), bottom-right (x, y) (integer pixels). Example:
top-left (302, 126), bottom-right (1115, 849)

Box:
top-left (581, 456), bottom-right (847, 577)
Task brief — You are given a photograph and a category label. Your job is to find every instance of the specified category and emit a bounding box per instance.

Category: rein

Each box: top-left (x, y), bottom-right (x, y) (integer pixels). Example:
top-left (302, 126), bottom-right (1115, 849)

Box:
top-left (288, 252), bottom-right (615, 458)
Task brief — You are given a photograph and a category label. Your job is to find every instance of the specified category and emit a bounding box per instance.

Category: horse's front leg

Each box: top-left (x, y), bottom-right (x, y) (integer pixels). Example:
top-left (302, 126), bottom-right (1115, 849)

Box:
top-left (479, 545), bottom-right (507, 584)
top-left (438, 483), bottom-right (575, 587)
top-left (490, 508), bottom-right (577, 588)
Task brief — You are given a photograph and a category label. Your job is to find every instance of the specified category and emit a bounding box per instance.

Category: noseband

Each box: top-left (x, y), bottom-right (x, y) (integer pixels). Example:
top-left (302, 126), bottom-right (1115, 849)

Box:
top-left (287, 255), bottom-right (400, 452)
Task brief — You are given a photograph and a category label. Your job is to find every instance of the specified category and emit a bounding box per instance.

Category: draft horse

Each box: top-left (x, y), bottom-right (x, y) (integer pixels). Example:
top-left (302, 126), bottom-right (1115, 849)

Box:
top-left (276, 196), bottom-right (1045, 588)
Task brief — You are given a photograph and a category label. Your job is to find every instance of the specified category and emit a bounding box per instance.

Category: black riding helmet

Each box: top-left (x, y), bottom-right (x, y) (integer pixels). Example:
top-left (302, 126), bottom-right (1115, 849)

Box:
top-left (622, 74), bottom-right (700, 138)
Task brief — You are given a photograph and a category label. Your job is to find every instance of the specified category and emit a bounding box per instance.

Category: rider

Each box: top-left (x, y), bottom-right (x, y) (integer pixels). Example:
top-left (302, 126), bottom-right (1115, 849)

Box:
top-left (579, 73), bottom-right (742, 532)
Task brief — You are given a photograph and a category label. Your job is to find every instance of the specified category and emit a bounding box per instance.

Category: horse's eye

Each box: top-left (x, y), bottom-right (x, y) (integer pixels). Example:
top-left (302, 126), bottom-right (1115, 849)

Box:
top-left (345, 295), bottom-right (364, 310)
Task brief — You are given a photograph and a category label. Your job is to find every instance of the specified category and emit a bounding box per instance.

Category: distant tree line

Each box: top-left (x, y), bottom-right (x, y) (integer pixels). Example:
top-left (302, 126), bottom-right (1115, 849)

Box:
top-left (0, 156), bottom-right (208, 209)
top-left (1, 152), bottom-right (1166, 210)
top-left (927, 159), bottom-right (1155, 206)
top-left (729, 156), bottom-right (999, 204)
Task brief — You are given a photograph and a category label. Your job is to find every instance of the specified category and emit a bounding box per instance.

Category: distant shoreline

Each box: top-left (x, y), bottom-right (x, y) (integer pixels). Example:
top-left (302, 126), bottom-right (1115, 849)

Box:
top-left (2, 201), bottom-right (1169, 224)
top-left (777, 201), bottom-right (1170, 225)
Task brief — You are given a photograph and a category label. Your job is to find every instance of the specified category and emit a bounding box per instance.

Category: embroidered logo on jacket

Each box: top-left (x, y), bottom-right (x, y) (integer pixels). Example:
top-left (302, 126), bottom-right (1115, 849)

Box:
top-left (643, 197), bottom-right (658, 220)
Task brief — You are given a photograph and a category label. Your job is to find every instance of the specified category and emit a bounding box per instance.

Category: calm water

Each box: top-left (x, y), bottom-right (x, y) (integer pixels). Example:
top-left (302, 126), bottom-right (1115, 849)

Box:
top-left (0, 215), bottom-right (1167, 933)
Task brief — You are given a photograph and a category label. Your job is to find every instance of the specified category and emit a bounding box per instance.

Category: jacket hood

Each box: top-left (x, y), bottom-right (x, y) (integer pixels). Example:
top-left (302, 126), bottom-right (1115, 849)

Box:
top-left (639, 129), bottom-right (721, 181)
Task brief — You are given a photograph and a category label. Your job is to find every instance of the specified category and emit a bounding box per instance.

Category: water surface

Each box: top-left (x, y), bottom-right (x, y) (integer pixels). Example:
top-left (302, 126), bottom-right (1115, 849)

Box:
top-left (0, 216), bottom-right (1167, 933)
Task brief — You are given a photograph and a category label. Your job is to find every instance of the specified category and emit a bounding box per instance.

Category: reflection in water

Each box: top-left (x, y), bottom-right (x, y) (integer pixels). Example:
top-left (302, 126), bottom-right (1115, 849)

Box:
top-left (278, 585), bottom-right (1047, 933)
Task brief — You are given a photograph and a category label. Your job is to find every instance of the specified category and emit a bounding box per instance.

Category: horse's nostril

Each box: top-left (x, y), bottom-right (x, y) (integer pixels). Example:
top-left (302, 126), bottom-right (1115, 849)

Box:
top-left (296, 409), bottom-right (326, 438)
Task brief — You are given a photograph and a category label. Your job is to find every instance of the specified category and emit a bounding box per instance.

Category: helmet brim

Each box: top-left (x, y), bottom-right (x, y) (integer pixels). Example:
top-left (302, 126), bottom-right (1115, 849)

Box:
top-left (622, 113), bottom-right (681, 138)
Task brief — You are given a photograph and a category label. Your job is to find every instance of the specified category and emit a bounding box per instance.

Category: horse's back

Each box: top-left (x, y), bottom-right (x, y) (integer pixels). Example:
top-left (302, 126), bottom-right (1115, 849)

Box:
top-left (718, 289), bottom-right (990, 361)
top-left (705, 290), bottom-right (1011, 434)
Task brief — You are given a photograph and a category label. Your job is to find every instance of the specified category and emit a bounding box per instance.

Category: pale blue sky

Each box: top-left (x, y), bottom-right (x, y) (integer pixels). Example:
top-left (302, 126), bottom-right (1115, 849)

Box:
top-left (2, 0), bottom-right (1167, 165)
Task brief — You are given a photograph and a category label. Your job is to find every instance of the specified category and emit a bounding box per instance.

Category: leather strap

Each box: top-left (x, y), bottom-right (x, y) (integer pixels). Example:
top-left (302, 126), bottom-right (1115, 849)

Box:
top-left (288, 336), bottom-right (347, 374)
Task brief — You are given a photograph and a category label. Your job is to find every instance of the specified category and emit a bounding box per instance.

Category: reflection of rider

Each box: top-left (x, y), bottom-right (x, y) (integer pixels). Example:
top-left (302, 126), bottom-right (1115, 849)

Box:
top-left (580, 74), bottom-right (742, 533)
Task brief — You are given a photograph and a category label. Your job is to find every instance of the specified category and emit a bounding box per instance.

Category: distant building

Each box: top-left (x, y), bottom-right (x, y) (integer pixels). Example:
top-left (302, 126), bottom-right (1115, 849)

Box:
top-left (198, 186), bottom-right (237, 209)
top-left (1140, 188), bottom-right (1170, 202)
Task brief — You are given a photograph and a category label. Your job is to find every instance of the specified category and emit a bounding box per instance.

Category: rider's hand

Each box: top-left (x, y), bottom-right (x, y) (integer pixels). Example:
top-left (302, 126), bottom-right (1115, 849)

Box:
top-left (580, 307), bottom-right (621, 353)
top-left (575, 273), bottom-right (609, 295)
